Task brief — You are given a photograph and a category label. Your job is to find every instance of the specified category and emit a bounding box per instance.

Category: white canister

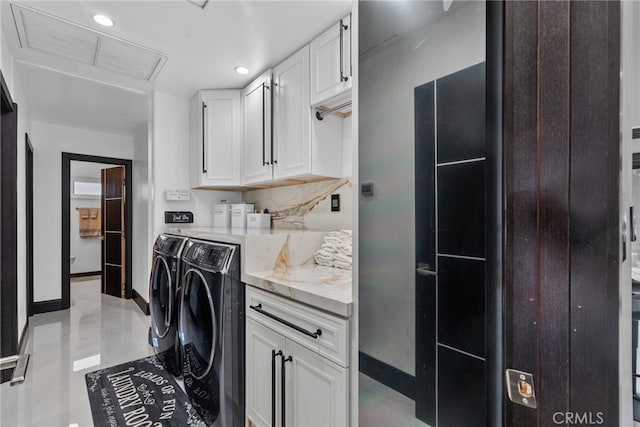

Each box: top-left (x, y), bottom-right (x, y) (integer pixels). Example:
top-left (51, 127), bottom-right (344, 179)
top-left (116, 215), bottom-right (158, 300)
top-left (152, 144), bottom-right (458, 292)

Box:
top-left (247, 213), bottom-right (271, 229)
top-left (213, 204), bottom-right (231, 228)
top-left (231, 203), bottom-right (255, 228)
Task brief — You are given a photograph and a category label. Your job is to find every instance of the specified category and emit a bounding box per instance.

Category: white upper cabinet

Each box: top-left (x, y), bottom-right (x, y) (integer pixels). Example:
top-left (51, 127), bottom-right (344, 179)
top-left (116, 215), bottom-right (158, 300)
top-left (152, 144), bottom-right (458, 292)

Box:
top-left (310, 14), bottom-right (352, 106)
top-left (190, 90), bottom-right (242, 188)
top-left (272, 46), bottom-right (311, 180)
top-left (242, 71), bottom-right (273, 185)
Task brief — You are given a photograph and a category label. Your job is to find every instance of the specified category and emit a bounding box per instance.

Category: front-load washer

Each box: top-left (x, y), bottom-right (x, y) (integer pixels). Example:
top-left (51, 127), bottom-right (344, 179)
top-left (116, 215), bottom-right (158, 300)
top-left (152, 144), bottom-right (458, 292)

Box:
top-left (179, 239), bottom-right (245, 427)
top-left (149, 233), bottom-right (188, 377)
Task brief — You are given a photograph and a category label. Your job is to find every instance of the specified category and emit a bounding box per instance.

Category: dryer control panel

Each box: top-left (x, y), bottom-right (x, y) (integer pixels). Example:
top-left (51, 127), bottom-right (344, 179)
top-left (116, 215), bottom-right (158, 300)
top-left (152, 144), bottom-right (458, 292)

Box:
top-left (183, 241), bottom-right (233, 272)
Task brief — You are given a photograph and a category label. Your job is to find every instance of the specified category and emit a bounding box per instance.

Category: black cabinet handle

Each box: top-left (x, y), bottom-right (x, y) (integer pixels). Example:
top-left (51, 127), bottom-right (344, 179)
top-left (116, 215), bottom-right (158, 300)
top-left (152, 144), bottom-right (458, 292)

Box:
top-left (262, 84), bottom-right (268, 166)
top-left (250, 304), bottom-right (322, 339)
top-left (348, 13), bottom-right (352, 77)
top-left (281, 355), bottom-right (293, 427)
top-left (339, 19), bottom-right (349, 82)
top-left (269, 81), bottom-right (276, 166)
top-left (271, 349), bottom-right (282, 427)
top-left (202, 102), bottom-right (207, 173)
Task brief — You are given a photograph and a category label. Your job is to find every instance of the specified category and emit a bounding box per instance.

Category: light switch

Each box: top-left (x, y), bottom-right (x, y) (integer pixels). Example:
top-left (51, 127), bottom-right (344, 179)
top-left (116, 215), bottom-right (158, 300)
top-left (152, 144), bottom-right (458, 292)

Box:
top-left (331, 194), bottom-right (340, 212)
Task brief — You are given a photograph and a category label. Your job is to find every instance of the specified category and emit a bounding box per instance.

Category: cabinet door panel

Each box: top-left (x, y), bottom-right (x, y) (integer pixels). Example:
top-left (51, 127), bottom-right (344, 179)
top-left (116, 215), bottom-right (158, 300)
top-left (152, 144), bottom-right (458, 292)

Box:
top-left (246, 319), bottom-right (285, 427)
top-left (190, 90), bottom-right (242, 188)
top-left (273, 46), bottom-right (311, 180)
top-left (310, 15), bottom-right (352, 106)
top-left (243, 74), bottom-right (273, 185)
top-left (284, 340), bottom-right (348, 427)
top-left (204, 95), bottom-right (240, 183)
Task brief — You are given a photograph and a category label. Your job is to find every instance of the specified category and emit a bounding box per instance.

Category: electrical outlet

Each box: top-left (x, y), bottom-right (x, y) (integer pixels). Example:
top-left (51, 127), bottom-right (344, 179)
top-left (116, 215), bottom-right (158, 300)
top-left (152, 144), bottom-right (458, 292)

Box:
top-left (331, 194), bottom-right (340, 212)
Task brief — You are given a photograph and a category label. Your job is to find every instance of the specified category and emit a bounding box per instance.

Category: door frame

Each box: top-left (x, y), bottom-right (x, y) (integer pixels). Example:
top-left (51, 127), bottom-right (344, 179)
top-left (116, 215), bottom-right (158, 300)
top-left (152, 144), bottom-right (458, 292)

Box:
top-left (25, 134), bottom-right (33, 317)
top-left (0, 70), bottom-right (18, 383)
top-left (61, 153), bottom-right (132, 310)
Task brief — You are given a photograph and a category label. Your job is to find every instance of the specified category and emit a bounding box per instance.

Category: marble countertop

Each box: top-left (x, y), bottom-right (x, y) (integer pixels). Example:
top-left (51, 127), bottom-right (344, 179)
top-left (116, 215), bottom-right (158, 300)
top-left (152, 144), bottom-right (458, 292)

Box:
top-left (246, 265), bottom-right (353, 317)
top-left (165, 226), bottom-right (314, 244)
top-left (164, 226), bottom-right (353, 316)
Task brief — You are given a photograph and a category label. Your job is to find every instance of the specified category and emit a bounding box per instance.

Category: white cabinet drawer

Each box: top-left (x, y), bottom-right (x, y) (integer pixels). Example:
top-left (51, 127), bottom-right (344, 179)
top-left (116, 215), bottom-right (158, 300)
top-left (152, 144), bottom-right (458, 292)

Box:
top-left (246, 286), bottom-right (350, 368)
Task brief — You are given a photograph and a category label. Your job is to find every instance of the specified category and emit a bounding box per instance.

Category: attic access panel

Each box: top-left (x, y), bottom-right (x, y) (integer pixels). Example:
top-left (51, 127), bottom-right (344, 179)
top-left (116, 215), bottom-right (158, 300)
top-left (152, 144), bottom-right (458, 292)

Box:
top-left (11, 3), bottom-right (168, 82)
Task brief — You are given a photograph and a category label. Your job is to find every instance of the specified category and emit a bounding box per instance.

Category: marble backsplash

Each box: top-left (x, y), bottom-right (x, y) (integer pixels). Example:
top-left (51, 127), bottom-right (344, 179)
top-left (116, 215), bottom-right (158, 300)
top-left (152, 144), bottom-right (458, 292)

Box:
top-left (242, 178), bottom-right (352, 230)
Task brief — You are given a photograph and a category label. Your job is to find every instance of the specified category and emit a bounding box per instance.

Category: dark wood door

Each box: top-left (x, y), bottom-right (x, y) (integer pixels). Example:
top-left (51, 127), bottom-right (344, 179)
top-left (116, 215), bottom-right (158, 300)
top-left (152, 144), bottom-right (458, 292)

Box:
top-left (101, 166), bottom-right (126, 298)
top-left (503, 2), bottom-right (620, 425)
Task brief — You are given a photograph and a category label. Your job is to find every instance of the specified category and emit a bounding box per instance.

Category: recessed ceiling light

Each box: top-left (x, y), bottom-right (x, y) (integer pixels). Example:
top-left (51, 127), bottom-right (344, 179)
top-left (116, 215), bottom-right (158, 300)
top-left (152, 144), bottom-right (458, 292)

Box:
top-left (93, 14), bottom-right (114, 27)
top-left (235, 66), bottom-right (249, 75)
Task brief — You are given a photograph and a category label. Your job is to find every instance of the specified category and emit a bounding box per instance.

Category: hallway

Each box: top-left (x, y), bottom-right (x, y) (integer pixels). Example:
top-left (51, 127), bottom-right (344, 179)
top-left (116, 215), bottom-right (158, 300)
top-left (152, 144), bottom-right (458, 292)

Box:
top-left (0, 277), bottom-right (152, 427)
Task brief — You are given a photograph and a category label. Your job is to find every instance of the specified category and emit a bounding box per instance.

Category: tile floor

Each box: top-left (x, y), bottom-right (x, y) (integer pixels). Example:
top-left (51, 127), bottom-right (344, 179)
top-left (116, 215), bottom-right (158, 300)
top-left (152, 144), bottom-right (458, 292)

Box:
top-left (1, 277), bottom-right (426, 427)
top-left (359, 373), bottom-right (431, 427)
top-left (0, 277), bottom-right (153, 427)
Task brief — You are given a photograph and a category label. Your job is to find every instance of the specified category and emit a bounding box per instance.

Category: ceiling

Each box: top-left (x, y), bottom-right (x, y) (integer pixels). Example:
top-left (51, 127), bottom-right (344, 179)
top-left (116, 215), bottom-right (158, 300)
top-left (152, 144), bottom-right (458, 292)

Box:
top-left (1, 0), bottom-right (352, 97)
top-left (15, 61), bottom-right (150, 135)
top-left (1, 0), bottom-right (350, 136)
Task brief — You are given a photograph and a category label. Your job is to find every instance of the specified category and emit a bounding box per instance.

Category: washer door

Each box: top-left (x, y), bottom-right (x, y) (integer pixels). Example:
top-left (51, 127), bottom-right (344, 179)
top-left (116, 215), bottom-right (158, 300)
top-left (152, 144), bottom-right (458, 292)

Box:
top-left (150, 256), bottom-right (173, 339)
top-left (180, 268), bottom-right (216, 380)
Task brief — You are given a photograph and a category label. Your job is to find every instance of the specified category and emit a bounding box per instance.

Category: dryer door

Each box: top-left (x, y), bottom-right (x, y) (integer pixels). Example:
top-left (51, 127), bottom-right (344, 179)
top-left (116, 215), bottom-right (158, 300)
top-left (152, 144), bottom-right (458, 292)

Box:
top-left (180, 268), bottom-right (217, 380)
top-left (150, 255), bottom-right (173, 339)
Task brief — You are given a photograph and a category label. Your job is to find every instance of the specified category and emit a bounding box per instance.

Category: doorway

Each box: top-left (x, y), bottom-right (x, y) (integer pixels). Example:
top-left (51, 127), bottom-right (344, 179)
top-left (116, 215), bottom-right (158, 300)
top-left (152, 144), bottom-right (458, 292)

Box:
top-left (61, 153), bottom-right (132, 310)
top-left (0, 70), bottom-right (18, 383)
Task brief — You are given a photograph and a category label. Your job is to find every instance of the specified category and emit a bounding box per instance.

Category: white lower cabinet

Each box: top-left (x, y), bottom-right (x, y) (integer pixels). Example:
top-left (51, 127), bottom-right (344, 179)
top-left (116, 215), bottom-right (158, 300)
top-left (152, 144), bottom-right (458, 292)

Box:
top-left (285, 340), bottom-right (348, 427)
top-left (246, 288), bottom-right (349, 427)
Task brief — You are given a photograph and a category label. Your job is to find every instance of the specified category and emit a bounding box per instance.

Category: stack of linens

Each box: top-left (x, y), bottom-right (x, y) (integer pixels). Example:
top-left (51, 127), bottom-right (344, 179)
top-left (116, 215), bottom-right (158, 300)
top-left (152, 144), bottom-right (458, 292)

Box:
top-left (314, 230), bottom-right (352, 270)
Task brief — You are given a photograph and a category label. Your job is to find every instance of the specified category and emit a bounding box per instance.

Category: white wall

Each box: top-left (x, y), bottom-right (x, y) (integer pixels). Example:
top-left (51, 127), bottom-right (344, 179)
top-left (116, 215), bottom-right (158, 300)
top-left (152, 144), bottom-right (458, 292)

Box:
top-left (359, 2), bottom-right (485, 375)
top-left (2, 23), bottom-right (32, 340)
top-left (133, 123), bottom-right (152, 301)
top-left (69, 162), bottom-right (113, 274)
top-left (29, 123), bottom-right (134, 302)
top-left (150, 91), bottom-right (241, 250)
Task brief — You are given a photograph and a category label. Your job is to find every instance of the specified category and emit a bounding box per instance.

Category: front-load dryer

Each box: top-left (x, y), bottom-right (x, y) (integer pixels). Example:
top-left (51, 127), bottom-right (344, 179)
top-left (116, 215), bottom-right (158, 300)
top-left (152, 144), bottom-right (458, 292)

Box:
top-left (149, 233), bottom-right (188, 377)
top-left (179, 239), bottom-right (245, 427)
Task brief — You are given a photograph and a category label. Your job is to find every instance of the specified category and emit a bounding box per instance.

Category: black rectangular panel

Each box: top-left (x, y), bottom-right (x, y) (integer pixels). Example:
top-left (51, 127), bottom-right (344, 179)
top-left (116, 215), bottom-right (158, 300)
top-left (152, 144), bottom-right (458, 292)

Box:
top-left (438, 161), bottom-right (486, 258)
top-left (415, 81), bottom-right (436, 269)
top-left (437, 62), bottom-right (486, 164)
top-left (438, 346), bottom-right (486, 427)
top-left (104, 264), bottom-right (122, 298)
top-left (105, 233), bottom-right (122, 266)
top-left (438, 256), bottom-right (485, 357)
top-left (415, 273), bottom-right (436, 425)
top-left (105, 199), bottom-right (122, 231)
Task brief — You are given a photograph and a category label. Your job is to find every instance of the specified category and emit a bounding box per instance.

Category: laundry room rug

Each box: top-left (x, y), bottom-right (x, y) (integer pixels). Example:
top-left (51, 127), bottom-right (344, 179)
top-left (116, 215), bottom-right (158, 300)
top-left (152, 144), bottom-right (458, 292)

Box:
top-left (85, 355), bottom-right (206, 427)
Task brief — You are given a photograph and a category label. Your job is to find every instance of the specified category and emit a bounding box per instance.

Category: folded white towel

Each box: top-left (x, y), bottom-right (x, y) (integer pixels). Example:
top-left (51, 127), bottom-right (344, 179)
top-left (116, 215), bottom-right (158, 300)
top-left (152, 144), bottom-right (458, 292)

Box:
top-left (314, 249), bottom-right (335, 262)
top-left (328, 231), bottom-right (342, 237)
top-left (324, 236), bottom-right (341, 245)
top-left (333, 260), bottom-right (352, 270)
top-left (315, 257), bottom-right (334, 267)
top-left (336, 243), bottom-right (352, 256)
top-left (339, 237), bottom-right (352, 245)
top-left (334, 253), bottom-right (352, 264)
top-left (321, 242), bottom-right (337, 252)
top-left (340, 229), bottom-right (352, 237)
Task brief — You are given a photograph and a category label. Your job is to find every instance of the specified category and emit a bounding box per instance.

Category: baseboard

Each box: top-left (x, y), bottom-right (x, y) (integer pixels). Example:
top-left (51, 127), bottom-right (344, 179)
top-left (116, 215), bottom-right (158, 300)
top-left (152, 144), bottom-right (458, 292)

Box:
top-left (359, 351), bottom-right (416, 400)
top-left (32, 299), bottom-right (64, 314)
top-left (18, 319), bottom-right (28, 354)
top-left (70, 271), bottom-right (101, 279)
top-left (132, 289), bottom-right (150, 315)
